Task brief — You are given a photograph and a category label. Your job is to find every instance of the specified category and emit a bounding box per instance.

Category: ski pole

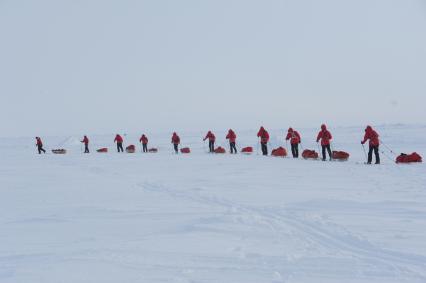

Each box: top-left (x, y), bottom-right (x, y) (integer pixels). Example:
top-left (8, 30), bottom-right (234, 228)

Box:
top-left (361, 144), bottom-right (368, 162)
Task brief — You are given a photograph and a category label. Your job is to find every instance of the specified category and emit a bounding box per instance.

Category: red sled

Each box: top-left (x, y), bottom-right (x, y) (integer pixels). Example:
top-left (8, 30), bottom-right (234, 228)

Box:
top-left (241, 147), bottom-right (253, 154)
top-left (126, 145), bottom-right (136, 153)
top-left (214, 147), bottom-right (226, 154)
top-left (271, 147), bottom-right (287, 157)
top-left (332, 151), bottom-right (350, 161)
top-left (396, 152), bottom-right (422, 164)
top-left (302, 149), bottom-right (319, 159)
top-left (148, 148), bottom-right (158, 153)
top-left (180, 147), bottom-right (191, 154)
top-left (97, 148), bottom-right (108, 153)
top-left (52, 149), bottom-right (66, 154)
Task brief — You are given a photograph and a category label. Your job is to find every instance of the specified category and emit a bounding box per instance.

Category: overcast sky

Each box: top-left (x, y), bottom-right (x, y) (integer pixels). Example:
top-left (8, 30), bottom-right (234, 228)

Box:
top-left (0, 0), bottom-right (425, 137)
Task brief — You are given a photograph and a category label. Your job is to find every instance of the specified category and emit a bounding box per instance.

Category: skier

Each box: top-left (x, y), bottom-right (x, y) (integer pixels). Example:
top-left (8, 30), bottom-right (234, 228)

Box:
top-left (203, 131), bottom-right (216, 153)
top-left (114, 134), bottom-right (124, 152)
top-left (171, 132), bottom-right (180, 154)
top-left (139, 134), bottom-right (148, 153)
top-left (361, 125), bottom-right (380, 164)
top-left (35, 137), bottom-right (46, 154)
top-left (285, 128), bottom-right (301, 158)
top-left (257, 126), bottom-right (270, 155)
top-left (81, 135), bottom-right (89, 153)
top-left (316, 124), bottom-right (333, 161)
top-left (226, 129), bottom-right (237, 154)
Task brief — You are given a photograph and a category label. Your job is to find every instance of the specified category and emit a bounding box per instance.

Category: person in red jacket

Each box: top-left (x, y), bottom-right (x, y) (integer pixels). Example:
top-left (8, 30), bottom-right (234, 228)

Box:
top-left (286, 128), bottom-right (301, 158)
top-left (171, 132), bottom-right (180, 154)
top-left (257, 126), bottom-right (270, 155)
top-left (316, 124), bottom-right (333, 161)
top-left (361, 125), bottom-right (380, 164)
top-left (226, 129), bottom-right (237, 154)
top-left (203, 131), bottom-right (216, 153)
top-left (81, 135), bottom-right (89, 153)
top-left (35, 137), bottom-right (46, 154)
top-left (139, 134), bottom-right (148, 153)
top-left (114, 134), bottom-right (124, 152)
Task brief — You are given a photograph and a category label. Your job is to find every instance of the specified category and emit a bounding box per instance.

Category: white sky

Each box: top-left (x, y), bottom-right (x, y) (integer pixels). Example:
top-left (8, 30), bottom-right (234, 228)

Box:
top-left (0, 0), bottom-right (425, 137)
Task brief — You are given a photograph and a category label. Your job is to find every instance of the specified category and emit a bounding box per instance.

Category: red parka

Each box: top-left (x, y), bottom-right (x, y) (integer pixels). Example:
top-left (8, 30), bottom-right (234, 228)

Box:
top-left (203, 131), bottom-right (216, 142)
top-left (316, 124), bottom-right (332, 146)
top-left (257, 127), bottom-right (270, 144)
top-left (226, 129), bottom-right (236, 143)
top-left (139, 134), bottom-right (148, 144)
top-left (81, 136), bottom-right (89, 145)
top-left (36, 137), bottom-right (43, 146)
top-left (114, 134), bottom-right (123, 143)
top-left (171, 133), bottom-right (180, 144)
top-left (285, 128), bottom-right (301, 145)
top-left (362, 126), bottom-right (379, 146)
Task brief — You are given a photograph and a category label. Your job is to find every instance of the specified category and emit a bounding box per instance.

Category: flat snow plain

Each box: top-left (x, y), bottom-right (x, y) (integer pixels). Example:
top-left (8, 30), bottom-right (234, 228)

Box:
top-left (1, 125), bottom-right (425, 283)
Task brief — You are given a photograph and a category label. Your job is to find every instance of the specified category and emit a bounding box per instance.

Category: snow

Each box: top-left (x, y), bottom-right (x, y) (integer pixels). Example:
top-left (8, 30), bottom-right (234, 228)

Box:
top-left (1, 125), bottom-right (425, 283)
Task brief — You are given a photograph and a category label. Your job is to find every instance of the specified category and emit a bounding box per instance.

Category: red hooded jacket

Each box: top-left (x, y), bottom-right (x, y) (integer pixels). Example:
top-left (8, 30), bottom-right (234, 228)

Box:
top-left (362, 126), bottom-right (379, 146)
top-left (171, 133), bottom-right (180, 144)
top-left (285, 128), bottom-right (301, 145)
top-left (81, 136), bottom-right (89, 145)
top-left (257, 127), bottom-right (270, 144)
top-left (226, 129), bottom-right (236, 143)
top-left (203, 131), bottom-right (216, 142)
top-left (139, 135), bottom-right (148, 144)
top-left (316, 124), bottom-right (332, 146)
top-left (36, 137), bottom-right (43, 146)
top-left (114, 134), bottom-right (123, 143)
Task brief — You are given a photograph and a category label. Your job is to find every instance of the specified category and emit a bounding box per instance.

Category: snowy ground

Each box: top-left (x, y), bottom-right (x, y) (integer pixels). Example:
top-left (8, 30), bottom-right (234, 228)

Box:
top-left (1, 125), bottom-right (425, 283)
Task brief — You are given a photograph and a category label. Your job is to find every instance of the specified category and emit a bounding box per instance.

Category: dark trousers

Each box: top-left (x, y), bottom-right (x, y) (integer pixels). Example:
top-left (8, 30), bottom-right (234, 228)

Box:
top-left (84, 144), bottom-right (89, 153)
top-left (230, 142), bottom-right (237, 154)
top-left (261, 143), bottom-right (268, 155)
top-left (368, 145), bottom-right (380, 164)
top-left (173, 143), bottom-right (178, 153)
top-left (37, 145), bottom-right (46, 154)
top-left (117, 142), bottom-right (124, 152)
top-left (208, 141), bottom-right (215, 152)
top-left (322, 145), bottom-right (332, 160)
top-left (142, 143), bottom-right (148, 152)
top-left (291, 143), bottom-right (299, 158)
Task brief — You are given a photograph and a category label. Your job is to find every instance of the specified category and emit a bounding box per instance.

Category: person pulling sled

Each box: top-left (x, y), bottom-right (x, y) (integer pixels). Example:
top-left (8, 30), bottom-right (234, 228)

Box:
top-left (226, 129), bottom-right (237, 154)
top-left (114, 134), bottom-right (124, 152)
top-left (203, 131), bottom-right (216, 153)
top-left (361, 125), bottom-right (380, 164)
top-left (81, 135), bottom-right (89, 153)
top-left (286, 128), bottom-right (301, 158)
top-left (171, 132), bottom-right (180, 154)
top-left (139, 134), bottom-right (148, 153)
top-left (257, 126), bottom-right (270, 155)
top-left (35, 137), bottom-right (46, 154)
top-left (316, 124), bottom-right (333, 161)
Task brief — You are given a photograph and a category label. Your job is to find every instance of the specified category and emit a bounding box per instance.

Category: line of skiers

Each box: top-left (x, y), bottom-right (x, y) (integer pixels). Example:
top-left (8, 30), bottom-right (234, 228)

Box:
top-left (35, 125), bottom-right (381, 164)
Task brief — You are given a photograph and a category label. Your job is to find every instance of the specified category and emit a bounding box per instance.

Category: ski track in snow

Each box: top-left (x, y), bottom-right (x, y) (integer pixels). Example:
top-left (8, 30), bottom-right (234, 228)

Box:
top-left (0, 125), bottom-right (426, 283)
top-left (137, 181), bottom-right (426, 282)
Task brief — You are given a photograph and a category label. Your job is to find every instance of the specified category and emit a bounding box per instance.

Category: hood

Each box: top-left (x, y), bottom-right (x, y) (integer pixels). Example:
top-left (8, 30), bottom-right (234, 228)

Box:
top-left (288, 128), bottom-right (293, 132)
top-left (321, 124), bottom-right (327, 131)
top-left (366, 125), bottom-right (373, 132)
